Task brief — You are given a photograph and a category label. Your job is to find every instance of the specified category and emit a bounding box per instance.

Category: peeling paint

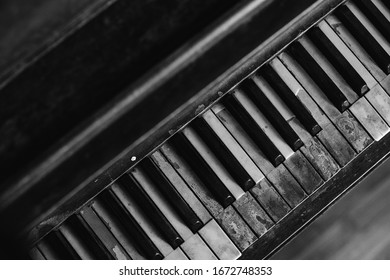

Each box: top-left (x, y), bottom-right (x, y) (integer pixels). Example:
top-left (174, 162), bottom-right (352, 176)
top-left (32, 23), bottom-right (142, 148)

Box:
top-left (331, 22), bottom-right (342, 35)
top-left (228, 221), bottom-right (238, 235)
top-left (112, 245), bottom-right (127, 260)
top-left (218, 114), bottom-right (227, 123)
top-left (171, 161), bottom-right (180, 170)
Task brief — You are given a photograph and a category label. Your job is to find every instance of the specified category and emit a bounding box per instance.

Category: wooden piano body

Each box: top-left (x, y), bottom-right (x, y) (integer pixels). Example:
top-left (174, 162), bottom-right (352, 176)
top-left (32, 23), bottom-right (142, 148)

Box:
top-left (1, 0), bottom-right (390, 259)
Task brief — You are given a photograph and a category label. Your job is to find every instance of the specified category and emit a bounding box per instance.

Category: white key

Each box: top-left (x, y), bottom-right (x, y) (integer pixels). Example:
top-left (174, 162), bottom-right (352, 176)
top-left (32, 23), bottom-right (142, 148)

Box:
top-left (278, 52), bottom-right (342, 122)
top-left (92, 199), bottom-right (146, 260)
top-left (131, 167), bottom-right (193, 241)
top-left (80, 207), bottom-right (129, 260)
top-left (111, 183), bottom-right (173, 256)
top-left (182, 127), bottom-right (245, 200)
top-left (160, 143), bottom-right (224, 218)
top-left (318, 20), bottom-right (377, 89)
top-left (269, 58), bottom-right (308, 99)
top-left (365, 84), bottom-right (390, 126)
top-left (373, 0), bottom-right (390, 20)
top-left (59, 223), bottom-right (94, 260)
top-left (279, 50), bottom-right (374, 154)
top-left (326, 14), bottom-right (386, 81)
top-left (212, 104), bottom-right (274, 175)
top-left (299, 36), bottom-right (359, 103)
top-left (252, 75), bottom-right (295, 121)
top-left (204, 109), bottom-right (264, 183)
top-left (269, 58), bottom-right (324, 140)
top-left (233, 88), bottom-right (294, 159)
top-left (164, 247), bottom-right (188, 260)
top-left (198, 220), bottom-right (241, 260)
top-left (151, 150), bottom-right (212, 224)
top-left (346, 2), bottom-right (390, 55)
top-left (349, 98), bottom-right (390, 141)
top-left (181, 234), bottom-right (217, 260)
top-left (304, 23), bottom-right (390, 138)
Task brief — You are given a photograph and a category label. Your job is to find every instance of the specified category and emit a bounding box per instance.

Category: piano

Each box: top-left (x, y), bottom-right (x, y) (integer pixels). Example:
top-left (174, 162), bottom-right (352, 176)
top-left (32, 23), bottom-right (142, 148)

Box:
top-left (1, 0), bottom-right (390, 259)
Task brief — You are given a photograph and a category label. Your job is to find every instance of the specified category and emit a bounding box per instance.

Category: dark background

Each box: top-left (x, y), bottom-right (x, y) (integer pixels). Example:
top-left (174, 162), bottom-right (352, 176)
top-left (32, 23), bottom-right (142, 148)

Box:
top-left (0, 0), bottom-right (98, 77)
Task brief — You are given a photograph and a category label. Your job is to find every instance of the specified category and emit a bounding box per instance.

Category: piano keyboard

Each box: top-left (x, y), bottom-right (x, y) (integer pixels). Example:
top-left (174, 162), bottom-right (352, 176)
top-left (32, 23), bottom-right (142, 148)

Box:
top-left (29, 0), bottom-right (390, 260)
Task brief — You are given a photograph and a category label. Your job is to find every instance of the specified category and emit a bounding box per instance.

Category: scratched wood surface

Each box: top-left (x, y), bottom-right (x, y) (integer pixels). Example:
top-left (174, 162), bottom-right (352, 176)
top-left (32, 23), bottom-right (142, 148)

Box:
top-left (272, 156), bottom-right (390, 259)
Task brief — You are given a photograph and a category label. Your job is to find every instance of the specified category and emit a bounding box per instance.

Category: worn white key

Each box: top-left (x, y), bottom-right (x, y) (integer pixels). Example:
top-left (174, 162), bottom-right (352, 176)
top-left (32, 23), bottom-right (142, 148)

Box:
top-left (252, 74), bottom-right (295, 121)
top-left (268, 57), bottom-right (322, 132)
top-left (198, 220), bottom-right (241, 260)
top-left (303, 23), bottom-right (390, 139)
top-left (365, 84), bottom-right (390, 126)
top-left (160, 143), bottom-right (224, 218)
top-left (326, 14), bottom-right (387, 81)
top-left (80, 206), bottom-right (130, 260)
top-left (59, 224), bottom-right (94, 260)
top-left (164, 247), bottom-right (188, 260)
top-left (213, 103), bottom-right (275, 175)
top-left (111, 183), bottom-right (173, 256)
top-left (182, 127), bottom-right (245, 200)
top-left (346, 2), bottom-right (390, 55)
top-left (204, 109), bottom-right (264, 183)
top-left (349, 98), bottom-right (390, 141)
top-left (319, 21), bottom-right (377, 89)
top-left (30, 247), bottom-right (45, 260)
top-left (131, 167), bottom-right (193, 241)
top-left (279, 51), bottom-right (371, 154)
top-left (278, 52), bottom-right (341, 123)
top-left (275, 55), bottom-right (341, 144)
top-left (300, 36), bottom-right (359, 103)
top-left (92, 199), bottom-right (146, 260)
top-left (269, 58), bottom-right (307, 99)
top-left (233, 88), bottom-right (294, 159)
top-left (181, 233), bottom-right (217, 260)
top-left (151, 150), bottom-right (212, 224)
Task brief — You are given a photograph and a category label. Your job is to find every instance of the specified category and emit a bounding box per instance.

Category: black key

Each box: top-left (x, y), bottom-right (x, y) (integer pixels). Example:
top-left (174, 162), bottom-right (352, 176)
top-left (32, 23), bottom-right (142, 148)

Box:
top-left (288, 41), bottom-right (350, 112)
top-left (191, 117), bottom-right (255, 191)
top-left (308, 26), bottom-right (368, 96)
top-left (259, 64), bottom-right (322, 136)
top-left (334, 5), bottom-right (390, 74)
top-left (222, 94), bottom-right (285, 166)
top-left (98, 190), bottom-right (163, 259)
top-left (39, 231), bottom-right (80, 260)
top-left (241, 78), bottom-right (303, 150)
top-left (117, 174), bottom-right (183, 248)
top-left (140, 157), bottom-right (203, 232)
top-left (66, 215), bottom-right (114, 260)
top-left (170, 132), bottom-right (235, 207)
top-left (354, 0), bottom-right (390, 43)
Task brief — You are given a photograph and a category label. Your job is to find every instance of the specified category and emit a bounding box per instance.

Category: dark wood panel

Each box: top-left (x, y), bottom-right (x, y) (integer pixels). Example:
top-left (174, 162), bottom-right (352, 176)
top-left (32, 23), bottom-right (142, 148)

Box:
top-left (0, 0), bottom-right (100, 78)
top-left (0, 0), bottom-right (239, 185)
